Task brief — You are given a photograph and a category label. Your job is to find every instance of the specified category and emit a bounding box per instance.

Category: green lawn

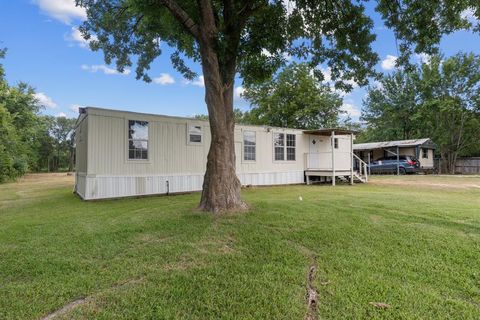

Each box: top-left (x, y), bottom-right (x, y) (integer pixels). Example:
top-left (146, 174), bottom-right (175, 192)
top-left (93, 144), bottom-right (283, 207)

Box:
top-left (1, 174), bottom-right (480, 319)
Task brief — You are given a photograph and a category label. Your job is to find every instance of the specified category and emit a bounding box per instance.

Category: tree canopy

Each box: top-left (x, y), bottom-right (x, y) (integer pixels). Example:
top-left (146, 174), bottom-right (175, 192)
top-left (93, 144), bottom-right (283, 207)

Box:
top-left (242, 63), bottom-right (343, 129)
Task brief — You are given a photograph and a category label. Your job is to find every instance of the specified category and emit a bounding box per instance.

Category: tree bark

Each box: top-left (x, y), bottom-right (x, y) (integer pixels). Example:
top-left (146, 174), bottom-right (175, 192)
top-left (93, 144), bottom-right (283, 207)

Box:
top-left (196, 2), bottom-right (247, 213)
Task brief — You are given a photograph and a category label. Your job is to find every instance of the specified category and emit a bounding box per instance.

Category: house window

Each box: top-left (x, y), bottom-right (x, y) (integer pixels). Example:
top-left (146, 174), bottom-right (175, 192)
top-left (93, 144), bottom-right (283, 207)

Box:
top-left (188, 125), bottom-right (203, 144)
top-left (274, 133), bottom-right (285, 161)
top-left (243, 131), bottom-right (256, 161)
top-left (422, 148), bottom-right (428, 158)
top-left (334, 138), bottom-right (339, 149)
top-left (286, 134), bottom-right (296, 161)
top-left (128, 120), bottom-right (148, 160)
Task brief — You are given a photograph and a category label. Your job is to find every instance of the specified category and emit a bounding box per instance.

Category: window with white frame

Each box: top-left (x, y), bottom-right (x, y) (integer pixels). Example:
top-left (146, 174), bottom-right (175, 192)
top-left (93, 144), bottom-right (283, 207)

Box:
top-left (188, 125), bottom-right (203, 144)
top-left (243, 131), bottom-right (256, 161)
top-left (273, 133), bottom-right (296, 161)
top-left (274, 133), bottom-right (285, 161)
top-left (286, 134), bottom-right (296, 160)
top-left (422, 148), bottom-right (428, 158)
top-left (128, 120), bottom-right (149, 160)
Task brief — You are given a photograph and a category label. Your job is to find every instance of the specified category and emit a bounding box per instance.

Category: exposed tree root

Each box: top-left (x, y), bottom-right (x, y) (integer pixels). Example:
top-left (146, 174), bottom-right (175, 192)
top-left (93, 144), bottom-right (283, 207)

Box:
top-left (305, 256), bottom-right (319, 320)
top-left (40, 277), bottom-right (144, 320)
top-left (41, 298), bottom-right (86, 320)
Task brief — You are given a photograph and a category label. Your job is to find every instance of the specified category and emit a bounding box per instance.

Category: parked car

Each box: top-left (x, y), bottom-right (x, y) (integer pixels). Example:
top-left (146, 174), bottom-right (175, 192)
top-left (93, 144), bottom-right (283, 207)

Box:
top-left (368, 156), bottom-right (420, 174)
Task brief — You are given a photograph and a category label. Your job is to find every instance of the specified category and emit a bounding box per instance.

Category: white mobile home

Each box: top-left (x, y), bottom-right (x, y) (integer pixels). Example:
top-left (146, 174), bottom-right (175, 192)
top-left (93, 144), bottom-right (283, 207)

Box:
top-left (74, 107), bottom-right (366, 200)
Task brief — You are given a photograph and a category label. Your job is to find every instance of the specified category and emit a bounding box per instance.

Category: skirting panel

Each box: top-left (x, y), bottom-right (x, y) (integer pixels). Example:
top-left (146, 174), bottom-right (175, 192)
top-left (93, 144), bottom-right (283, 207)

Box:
top-left (75, 173), bottom-right (86, 199)
top-left (77, 171), bottom-right (305, 200)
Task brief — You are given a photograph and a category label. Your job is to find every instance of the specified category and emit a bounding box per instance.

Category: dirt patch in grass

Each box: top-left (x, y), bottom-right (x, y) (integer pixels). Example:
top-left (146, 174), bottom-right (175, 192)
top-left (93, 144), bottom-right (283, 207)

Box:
top-left (305, 260), bottom-right (318, 320)
top-left (370, 175), bottom-right (480, 189)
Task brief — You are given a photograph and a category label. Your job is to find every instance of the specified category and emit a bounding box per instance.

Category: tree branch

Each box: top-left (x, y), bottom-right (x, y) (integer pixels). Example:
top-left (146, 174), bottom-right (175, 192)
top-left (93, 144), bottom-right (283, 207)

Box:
top-left (156, 0), bottom-right (200, 39)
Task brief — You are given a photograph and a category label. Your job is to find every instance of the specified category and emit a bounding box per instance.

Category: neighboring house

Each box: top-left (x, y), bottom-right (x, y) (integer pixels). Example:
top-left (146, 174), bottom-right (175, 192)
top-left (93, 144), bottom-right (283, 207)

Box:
top-left (353, 138), bottom-right (436, 170)
top-left (74, 107), bottom-right (366, 200)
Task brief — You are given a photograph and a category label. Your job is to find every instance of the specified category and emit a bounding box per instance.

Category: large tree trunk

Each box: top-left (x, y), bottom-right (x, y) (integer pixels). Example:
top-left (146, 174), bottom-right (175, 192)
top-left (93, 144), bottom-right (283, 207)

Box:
top-left (197, 28), bottom-right (247, 213)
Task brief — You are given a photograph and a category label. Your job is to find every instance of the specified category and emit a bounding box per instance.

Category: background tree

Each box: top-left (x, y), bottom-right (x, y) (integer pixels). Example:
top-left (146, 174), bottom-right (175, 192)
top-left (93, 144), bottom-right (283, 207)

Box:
top-left (77, 0), bottom-right (479, 212)
top-left (418, 54), bottom-right (480, 173)
top-left (361, 53), bottom-right (480, 173)
top-left (0, 49), bottom-right (37, 181)
top-left (361, 70), bottom-right (420, 141)
top-left (242, 63), bottom-right (343, 129)
top-left (49, 117), bottom-right (77, 172)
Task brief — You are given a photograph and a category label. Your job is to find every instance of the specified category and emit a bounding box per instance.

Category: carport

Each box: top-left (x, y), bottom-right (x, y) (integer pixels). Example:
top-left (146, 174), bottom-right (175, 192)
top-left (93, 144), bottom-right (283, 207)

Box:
top-left (353, 138), bottom-right (437, 175)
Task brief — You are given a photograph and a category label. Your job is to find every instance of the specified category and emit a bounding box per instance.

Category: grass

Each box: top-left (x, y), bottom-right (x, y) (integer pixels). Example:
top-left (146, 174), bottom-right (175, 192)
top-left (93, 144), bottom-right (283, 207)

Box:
top-left (1, 174), bottom-right (480, 319)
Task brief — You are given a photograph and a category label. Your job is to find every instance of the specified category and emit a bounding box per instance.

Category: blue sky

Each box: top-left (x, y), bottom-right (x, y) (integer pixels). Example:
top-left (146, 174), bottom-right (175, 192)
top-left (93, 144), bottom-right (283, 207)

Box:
top-left (1, 1), bottom-right (479, 120)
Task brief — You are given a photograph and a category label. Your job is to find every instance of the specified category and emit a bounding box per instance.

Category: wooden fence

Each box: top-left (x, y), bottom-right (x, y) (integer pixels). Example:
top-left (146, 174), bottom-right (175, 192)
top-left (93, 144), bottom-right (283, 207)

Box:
top-left (434, 157), bottom-right (480, 174)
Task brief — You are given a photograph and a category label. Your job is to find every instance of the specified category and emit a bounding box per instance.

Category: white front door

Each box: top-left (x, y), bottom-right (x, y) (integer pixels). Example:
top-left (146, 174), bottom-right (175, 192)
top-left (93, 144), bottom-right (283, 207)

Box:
top-left (309, 135), bottom-right (321, 168)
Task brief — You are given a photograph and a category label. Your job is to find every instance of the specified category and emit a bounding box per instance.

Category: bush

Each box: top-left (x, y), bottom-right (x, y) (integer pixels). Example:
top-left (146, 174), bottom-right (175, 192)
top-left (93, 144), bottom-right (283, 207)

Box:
top-left (13, 157), bottom-right (28, 176)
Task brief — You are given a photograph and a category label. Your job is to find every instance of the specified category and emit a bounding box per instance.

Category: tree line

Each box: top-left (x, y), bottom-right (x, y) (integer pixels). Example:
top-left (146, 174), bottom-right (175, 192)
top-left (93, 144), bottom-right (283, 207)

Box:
top-left (0, 49), bottom-right (76, 183)
top-left (361, 53), bottom-right (480, 173)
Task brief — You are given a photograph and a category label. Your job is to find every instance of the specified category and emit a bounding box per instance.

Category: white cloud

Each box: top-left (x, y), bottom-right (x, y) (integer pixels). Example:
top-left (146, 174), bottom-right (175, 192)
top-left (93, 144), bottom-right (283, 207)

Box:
top-left (153, 73), bottom-right (175, 85)
top-left (371, 80), bottom-right (384, 90)
top-left (235, 86), bottom-right (245, 99)
top-left (261, 49), bottom-right (273, 57)
top-left (341, 103), bottom-right (361, 118)
top-left (33, 0), bottom-right (87, 24)
top-left (415, 53), bottom-right (432, 65)
top-left (316, 66), bottom-right (358, 97)
top-left (34, 92), bottom-right (57, 109)
top-left (461, 8), bottom-right (478, 23)
top-left (316, 66), bottom-right (332, 83)
top-left (381, 55), bottom-right (398, 71)
top-left (56, 112), bottom-right (67, 118)
top-left (81, 64), bottom-right (131, 75)
top-left (261, 49), bottom-right (292, 62)
top-left (69, 104), bottom-right (82, 113)
top-left (184, 75), bottom-right (205, 87)
top-left (192, 76), bottom-right (205, 87)
top-left (66, 27), bottom-right (97, 48)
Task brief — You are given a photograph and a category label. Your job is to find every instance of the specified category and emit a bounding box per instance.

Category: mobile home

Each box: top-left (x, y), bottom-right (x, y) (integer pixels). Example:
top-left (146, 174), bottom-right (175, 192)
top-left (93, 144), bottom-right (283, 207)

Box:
top-left (74, 107), bottom-right (366, 200)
